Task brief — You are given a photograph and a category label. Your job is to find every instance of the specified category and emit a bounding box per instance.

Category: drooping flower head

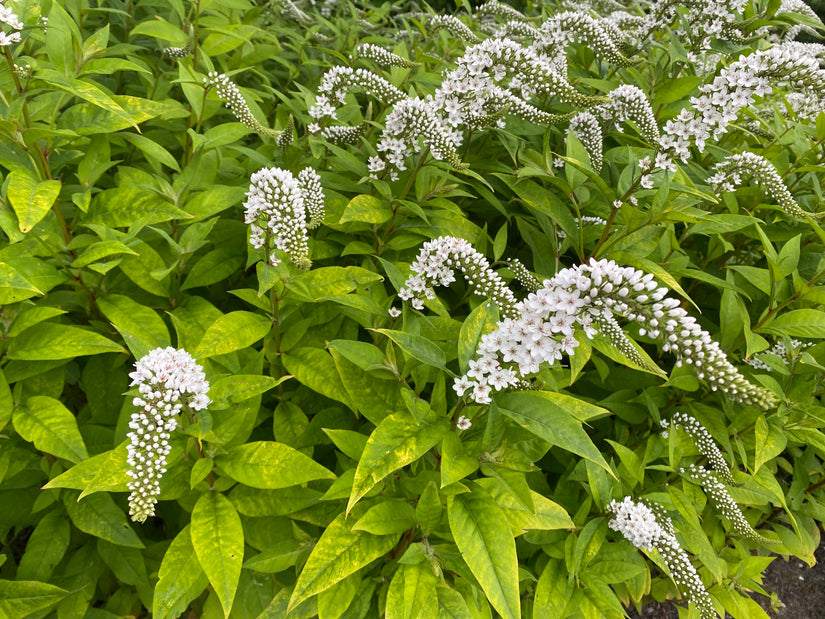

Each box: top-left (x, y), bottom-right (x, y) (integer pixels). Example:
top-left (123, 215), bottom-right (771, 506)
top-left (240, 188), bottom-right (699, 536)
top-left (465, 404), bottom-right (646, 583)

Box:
top-left (127, 347), bottom-right (210, 522)
top-left (204, 72), bottom-right (281, 137)
top-left (244, 167), bottom-right (325, 269)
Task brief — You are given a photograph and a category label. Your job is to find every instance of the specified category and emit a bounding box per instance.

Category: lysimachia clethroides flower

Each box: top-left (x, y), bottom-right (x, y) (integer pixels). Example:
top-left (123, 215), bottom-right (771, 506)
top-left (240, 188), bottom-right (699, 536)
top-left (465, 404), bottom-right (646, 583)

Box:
top-left (204, 72), bottom-right (281, 137)
top-left (400, 237), bottom-right (777, 409)
top-left (127, 347), bottom-right (210, 523)
top-left (607, 497), bottom-right (716, 619)
top-left (0, 0), bottom-right (23, 47)
top-left (244, 167), bottom-right (325, 269)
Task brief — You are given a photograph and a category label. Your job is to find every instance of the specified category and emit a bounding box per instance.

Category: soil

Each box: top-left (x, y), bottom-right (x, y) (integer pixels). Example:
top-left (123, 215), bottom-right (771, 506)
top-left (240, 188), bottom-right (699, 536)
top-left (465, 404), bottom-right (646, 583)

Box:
top-left (627, 542), bottom-right (825, 618)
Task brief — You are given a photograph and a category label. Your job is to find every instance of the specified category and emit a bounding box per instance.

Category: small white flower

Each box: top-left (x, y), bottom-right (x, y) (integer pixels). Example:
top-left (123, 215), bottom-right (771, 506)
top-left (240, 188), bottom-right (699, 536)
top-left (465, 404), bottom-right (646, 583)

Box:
top-left (456, 415), bottom-right (472, 431)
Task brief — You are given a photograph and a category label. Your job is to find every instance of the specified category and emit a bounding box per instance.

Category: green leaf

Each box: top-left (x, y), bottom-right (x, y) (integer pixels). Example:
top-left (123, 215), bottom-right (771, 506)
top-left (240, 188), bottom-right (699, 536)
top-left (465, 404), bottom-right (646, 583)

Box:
top-left (209, 374), bottom-right (289, 410)
top-left (16, 510), bottom-right (71, 581)
top-left (375, 329), bottom-right (447, 370)
top-left (289, 512), bottom-right (399, 610)
top-left (37, 69), bottom-right (139, 131)
top-left (287, 266), bottom-right (383, 301)
top-left (71, 240), bottom-right (139, 268)
top-left (386, 563), bottom-right (439, 619)
top-left (153, 525), bottom-right (209, 619)
top-left (13, 396), bottom-right (88, 463)
top-left (6, 323), bottom-right (125, 360)
top-left (494, 391), bottom-right (614, 477)
top-left (6, 169), bottom-right (62, 233)
top-left (283, 348), bottom-right (353, 407)
top-left (534, 559), bottom-right (573, 616)
top-left (348, 405), bottom-right (450, 512)
top-left (762, 309), bottom-right (825, 338)
top-left (64, 492), bottom-right (143, 548)
top-left (191, 493), bottom-right (244, 618)
top-left (0, 580), bottom-right (68, 617)
top-left (87, 188), bottom-right (191, 228)
top-left (475, 478), bottom-right (573, 533)
top-left (416, 481), bottom-right (443, 536)
top-left (752, 415), bottom-right (786, 475)
top-left (97, 294), bottom-right (171, 359)
top-left (441, 432), bottom-right (479, 487)
top-left (352, 500), bottom-right (416, 535)
top-left (120, 133), bottom-right (181, 172)
top-left (215, 441), bottom-right (335, 489)
top-left (43, 441), bottom-right (130, 497)
top-left (194, 311), bottom-right (272, 358)
top-left (0, 262), bottom-right (43, 305)
top-left (339, 194), bottom-right (392, 224)
top-left (447, 483), bottom-right (521, 619)
top-left (458, 302), bottom-right (499, 373)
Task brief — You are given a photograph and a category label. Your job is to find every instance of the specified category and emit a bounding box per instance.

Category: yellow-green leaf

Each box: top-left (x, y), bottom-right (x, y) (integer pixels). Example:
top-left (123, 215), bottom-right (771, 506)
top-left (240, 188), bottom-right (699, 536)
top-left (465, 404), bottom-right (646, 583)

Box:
top-left (154, 525), bottom-right (209, 619)
top-left (215, 441), bottom-right (335, 489)
top-left (191, 493), bottom-right (244, 618)
top-left (6, 322), bottom-right (125, 360)
top-left (6, 169), bottom-right (62, 233)
top-left (98, 294), bottom-right (171, 359)
top-left (13, 396), bottom-right (88, 463)
top-left (193, 311), bottom-right (271, 359)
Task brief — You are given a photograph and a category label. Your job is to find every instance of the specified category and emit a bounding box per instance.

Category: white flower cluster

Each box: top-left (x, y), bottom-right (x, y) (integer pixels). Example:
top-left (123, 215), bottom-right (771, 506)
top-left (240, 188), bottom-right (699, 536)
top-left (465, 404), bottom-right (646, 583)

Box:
top-left (531, 11), bottom-right (635, 69)
top-left (664, 412), bottom-right (735, 484)
top-left (161, 42), bottom-right (193, 59)
top-left (744, 339), bottom-right (812, 371)
top-left (310, 66), bottom-right (406, 120)
top-left (277, 116), bottom-right (294, 150)
top-left (596, 84), bottom-right (661, 143)
top-left (607, 497), bottom-right (715, 618)
top-left (555, 216), bottom-right (607, 240)
top-left (508, 258), bottom-right (543, 291)
top-left (320, 123), bottom-right (366, 144)
top-left (0, 0), bottom-right (23, 47)
top-left (244, 167), bottom-right (325, 269)
top-left (204, 72), bottom-right (279, 137)
top-left (778, 0), bottom-right (824, 41)
top-left (708, 152), bottom-right (825, 220)
top-left (569, 112), bottom-right (603, 171)
top-left (353, 43), bottom-right (418, 68)
top-left (428, 14), bottom-right (480, 44)
top-left (399, 236), bottom-right (519, 316)
top-left (683, 464), bottom-right (777, 545)
top-left (445, 254), bottom-right (777, 408)
top-left (657, 43), bottom-right (825, 171)
top-left (127, 347), bottom-right (210, 523)
top-left (273, 0), bottom-right (313, 25)
top-left (640, 0), bottom-right (747, 45)
top-left (475, 0), bottom-right (529, 23)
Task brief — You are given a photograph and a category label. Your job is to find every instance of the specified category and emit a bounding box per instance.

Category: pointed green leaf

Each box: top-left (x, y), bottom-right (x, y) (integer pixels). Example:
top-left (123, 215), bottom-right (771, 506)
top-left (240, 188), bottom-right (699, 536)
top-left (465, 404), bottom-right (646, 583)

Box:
top-left (762, 309), bottom-right (825, 338)
top-left (375, 329), bottom-right (447, 370)
top-left (153, 525), bottom-right (209, 619)
top-left (13, 396), bottom-right (88, 463)
top-left (283, 347), bottom-right (354, 407)
top-left (287, 266), bottom-right (383, 301)
top-left (16, 510), bottom-right (71, 581)
top-left (352, 500), bottom-right (416, 535)
top-left (6, 169), bottom-right (62, 233)
top-left (97, 294), bottom-right (171, 359)
top-left (215, 441), bottom-right (335, 489)
top-left (416, 481), bottom-right (443, 536)
top-left (447, 483), bottom-right (521, 619)
top-left (209, 374), bottom-right (290, 410)
top-left (194, 311), bottom-right (271, 358)
top-left (0, 580), bottom-right (68, 617)
top-left (64, 492), bottom-right (143, 548)
top-left (43, 441), bottom-right (130, 496)
top-left (191, 493), bottom-right (244, 618)
top-left (386, 563), bottom-right (439, 619)
top-left (289, 512), bottom-right (399, 610)
top-left (0, 262), bottom-right (43, 304)
top-left (348, 405), bottom-right (450, 512)
top-left (495, 391), bottom-right (614, 477)
top-left (6, 323), bottom-right (125, 360)
top-left (458, 302), bottom-right (499, 373)
top-left (339, 194), bottom-right (392, 224)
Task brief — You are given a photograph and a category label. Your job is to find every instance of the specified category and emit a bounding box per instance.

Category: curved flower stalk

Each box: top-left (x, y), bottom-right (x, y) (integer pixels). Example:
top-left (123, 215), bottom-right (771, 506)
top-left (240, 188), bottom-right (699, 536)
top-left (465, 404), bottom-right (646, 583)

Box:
top-left (353, 43), bottom-right (419, 69)
top-left (707, 152), bottom-right (825, 220)
top-left (398, 236), bottom-right (519, 316)
top-left (273, 0), bottom-right (313, 25)
top-left (657, 43), bottom-right (825, 170)
top-left (320, 123), bottom-right (366, 144)
top-left (446, 254), bottom-right (777, 408)
top-left (309, 66), bottom-right (407, 120)
top-left (475, 0), bottom-right (529, 23)
top-left (0, 0), bottom-right (23, 46)
top-left (508, 258), bottom-right (543, 291)
top-left (596, 84), bottom-right (660, 143)
top-left (496, 20), bottom-right (540, 40)
top-left (663, 412), bottom-right (736, 485)
top-left (640, 0), bottom-right (748, 45)
top-left (607, 497), bottom-right (716, 619)
top-left (778, 0), bottom-right (824, 41)
top-left (204, 72), bottom-right (281, 138)
top-left (428, 14), bottom-right (480, 44)
top-left (569, 112), bottom-right (603, 172)
top-left (534, 11), bottom-right (637, 68)
top-left (556, 216), bottom-right (607, 239)
top-left (127, 348), bottom-right (210, 523)
top-left (745, 338), bottom-right (812, 371)
top-left (161, 41), bottom-right (193, 59)
top-left (683, 465), bottom-right (778, 545)
top-left (244, 167), bottom-right (325, 269)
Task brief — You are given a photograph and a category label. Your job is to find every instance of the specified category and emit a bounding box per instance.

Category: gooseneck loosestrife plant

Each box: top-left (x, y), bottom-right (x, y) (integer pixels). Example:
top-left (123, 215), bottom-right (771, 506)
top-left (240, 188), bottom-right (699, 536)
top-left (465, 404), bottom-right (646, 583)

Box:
top-left (3, 0), bottom-right (825, 618)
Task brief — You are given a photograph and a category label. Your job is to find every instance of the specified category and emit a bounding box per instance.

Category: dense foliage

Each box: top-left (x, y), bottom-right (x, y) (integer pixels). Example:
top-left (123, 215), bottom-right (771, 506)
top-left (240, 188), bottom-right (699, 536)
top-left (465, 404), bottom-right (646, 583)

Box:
top-left (1, 0), bottom-right (825, 617)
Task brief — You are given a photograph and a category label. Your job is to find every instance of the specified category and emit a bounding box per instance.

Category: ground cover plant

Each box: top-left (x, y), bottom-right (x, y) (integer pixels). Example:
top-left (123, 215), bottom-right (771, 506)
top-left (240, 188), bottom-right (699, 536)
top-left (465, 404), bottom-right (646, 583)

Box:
top-left (2, 0), bottom-right (825, 617)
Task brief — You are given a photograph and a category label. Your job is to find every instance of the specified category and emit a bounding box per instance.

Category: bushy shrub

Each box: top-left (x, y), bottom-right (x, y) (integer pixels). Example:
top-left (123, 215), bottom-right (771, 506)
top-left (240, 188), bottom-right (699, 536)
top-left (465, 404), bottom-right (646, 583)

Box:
top-left (1, 0), bottom-right (824, 617)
